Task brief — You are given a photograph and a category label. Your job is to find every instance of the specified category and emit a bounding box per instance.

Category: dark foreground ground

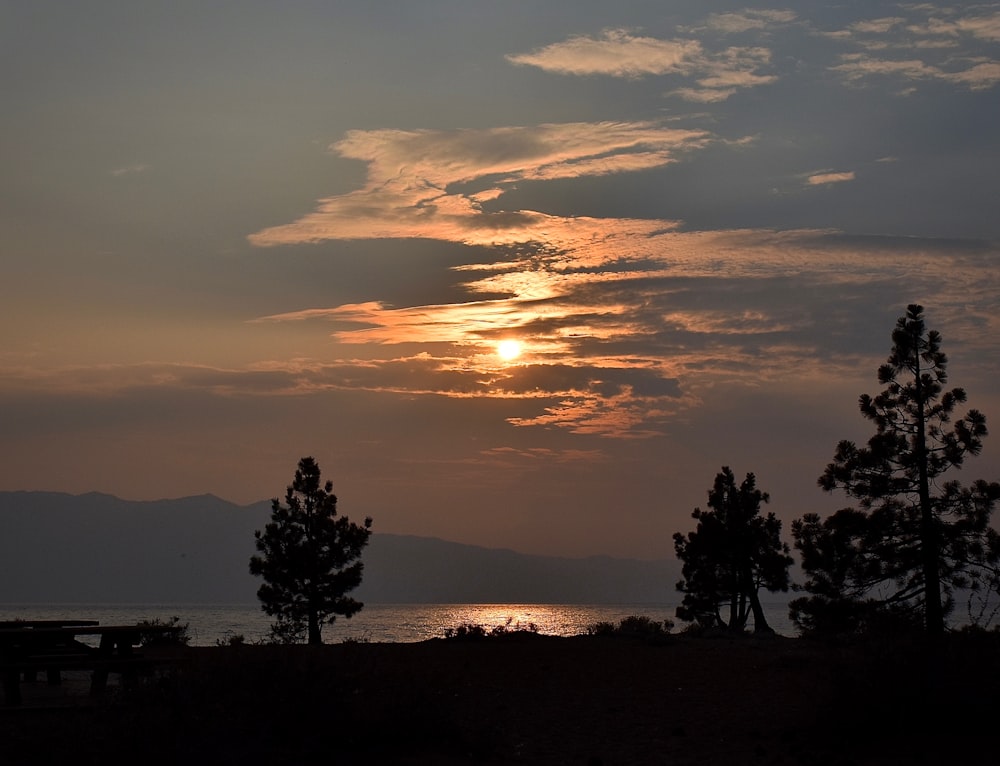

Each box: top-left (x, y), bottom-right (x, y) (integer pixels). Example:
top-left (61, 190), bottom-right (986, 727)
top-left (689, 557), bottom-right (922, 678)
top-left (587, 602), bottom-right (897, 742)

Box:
top-left (2, 631), bottom-right (998, 765)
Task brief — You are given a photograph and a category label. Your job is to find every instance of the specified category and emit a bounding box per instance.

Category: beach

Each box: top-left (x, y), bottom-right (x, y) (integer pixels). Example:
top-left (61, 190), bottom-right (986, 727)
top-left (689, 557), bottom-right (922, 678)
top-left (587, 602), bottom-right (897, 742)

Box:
top-left (2, 631), bottom-right (996, 765)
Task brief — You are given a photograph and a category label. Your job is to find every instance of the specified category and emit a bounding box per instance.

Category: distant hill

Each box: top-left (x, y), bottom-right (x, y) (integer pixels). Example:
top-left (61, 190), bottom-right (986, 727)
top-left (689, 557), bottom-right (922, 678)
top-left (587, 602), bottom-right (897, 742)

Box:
top-left (0, 491), bottom-right (679, 604)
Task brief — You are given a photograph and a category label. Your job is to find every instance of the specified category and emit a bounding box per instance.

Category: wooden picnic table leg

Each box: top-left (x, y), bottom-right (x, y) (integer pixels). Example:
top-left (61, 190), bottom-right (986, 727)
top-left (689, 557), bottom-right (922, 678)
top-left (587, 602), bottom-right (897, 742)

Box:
top-left (90, 634), bottom-right (115, 696)
top-left (117, 637), bottom-right (140, 689)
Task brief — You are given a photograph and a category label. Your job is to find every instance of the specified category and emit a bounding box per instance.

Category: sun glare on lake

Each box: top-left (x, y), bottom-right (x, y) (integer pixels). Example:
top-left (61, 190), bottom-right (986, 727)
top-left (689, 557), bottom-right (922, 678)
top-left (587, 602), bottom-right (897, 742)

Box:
top-left (497, 339), bottom-right (522, 361)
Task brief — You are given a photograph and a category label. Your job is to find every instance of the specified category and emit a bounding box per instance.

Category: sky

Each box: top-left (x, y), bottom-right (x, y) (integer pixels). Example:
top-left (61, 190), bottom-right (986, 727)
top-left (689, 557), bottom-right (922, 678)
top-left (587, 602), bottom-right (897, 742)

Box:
top-left (3, 1), bottom-right (1000, 559)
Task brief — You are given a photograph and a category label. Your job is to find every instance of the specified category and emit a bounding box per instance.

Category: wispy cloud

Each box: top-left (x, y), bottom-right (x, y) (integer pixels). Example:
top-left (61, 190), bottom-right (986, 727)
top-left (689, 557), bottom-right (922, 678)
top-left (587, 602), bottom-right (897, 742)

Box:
top-left (827, 5), bottom-right (1000, 90)
top-left (248, 122), bottom-right (710, 249)
top-left (235, 7), bottom-right (1000, 438)
top-left (506, 29), bottom-right (701, 78)
top-left (807, 171), bottom-right (855, 186)
top-left (697, 9), bottom-right (798, 35)
top-left (507, 28), bottom-right (779, 101)
top-left (505, 8), bottom-right (1000, 100)
top-left (249, 222), bottom-right (1000, 436)
top-left (109, 163), bottom-right (149, 177)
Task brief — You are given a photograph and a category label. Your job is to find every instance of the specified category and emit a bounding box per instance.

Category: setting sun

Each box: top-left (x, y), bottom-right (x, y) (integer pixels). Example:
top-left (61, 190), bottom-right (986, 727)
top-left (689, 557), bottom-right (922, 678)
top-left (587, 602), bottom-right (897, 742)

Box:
top-left (497, 339), bottom-right (523, 361)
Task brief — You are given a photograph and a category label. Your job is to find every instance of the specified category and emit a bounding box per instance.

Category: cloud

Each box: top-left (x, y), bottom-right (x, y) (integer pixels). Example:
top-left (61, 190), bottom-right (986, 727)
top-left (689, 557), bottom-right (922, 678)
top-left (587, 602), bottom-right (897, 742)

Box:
top-left (698, 10), bottom-right (798, 35)
top-left (849, 17), bottom-right (907, 35)
top-left (831, 53), bottom-right (940, 83)
top-left (958, 12), bottom-right (1000, 41)
top-left (506, 28), bottom-right (780, 102)
top-left (502, 7), bottom-right (983, 102)
top-left (506, 29), bottom-right (702, 78)
top-left (109, 164), bottom-right (149, 177)
top-left (242, 92), bottom-right (1000, 440)
top-left (248, 225), bottom-right (1000, 437)
top-left (235, 5), bottom-right (1000, 438)
top-left (669, 87), bottom-right (737, 103)
top-left (12, 228), bottom-right (1000, 440)
top-left (942, 59), bottom-right (1000, 89)
top-left (807, 171), bottom-right (856, 186)
top-left (248, 122), bottom-right (710, 249)
top-left (832, 52), bottom-right (1000, 90)
top-left (826, 6), bottom-right (1000, 91)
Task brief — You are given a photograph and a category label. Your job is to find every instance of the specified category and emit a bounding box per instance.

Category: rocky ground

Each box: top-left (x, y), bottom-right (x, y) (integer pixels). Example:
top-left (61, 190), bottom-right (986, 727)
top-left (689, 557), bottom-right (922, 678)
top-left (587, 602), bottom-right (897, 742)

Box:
top-left (2, 631), bottom-right (997, 765)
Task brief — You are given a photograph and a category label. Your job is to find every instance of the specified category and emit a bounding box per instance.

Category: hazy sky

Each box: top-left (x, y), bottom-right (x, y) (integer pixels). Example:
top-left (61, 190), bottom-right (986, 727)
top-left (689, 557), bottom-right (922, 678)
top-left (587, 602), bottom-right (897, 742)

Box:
top-left (3, 1), bottom-right (999, 558)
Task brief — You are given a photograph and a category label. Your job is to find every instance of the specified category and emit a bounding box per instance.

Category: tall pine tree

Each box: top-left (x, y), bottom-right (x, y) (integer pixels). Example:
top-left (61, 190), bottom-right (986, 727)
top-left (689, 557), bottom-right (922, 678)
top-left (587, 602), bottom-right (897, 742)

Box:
top-left (794, 305), bottom-right (1000, 635)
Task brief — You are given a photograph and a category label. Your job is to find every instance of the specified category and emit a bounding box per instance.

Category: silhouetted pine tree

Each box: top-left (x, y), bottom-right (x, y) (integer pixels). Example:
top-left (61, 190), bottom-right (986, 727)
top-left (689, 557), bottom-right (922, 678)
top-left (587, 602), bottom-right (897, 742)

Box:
top-left (793, 305), bottom-right (1000, 636)
top-left (250, 457), bottom-right (372, 644)
top-left (673, 467), bottom-right (792, 633)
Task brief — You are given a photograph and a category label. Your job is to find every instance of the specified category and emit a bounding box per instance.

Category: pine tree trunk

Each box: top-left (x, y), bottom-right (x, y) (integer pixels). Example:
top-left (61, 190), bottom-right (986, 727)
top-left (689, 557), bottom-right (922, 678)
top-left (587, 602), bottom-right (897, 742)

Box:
top-left (308, 610), bottom-right (322, 645)
top-left (743, 568), bottom-right (774, 634)
top-left (913, 336), bottom-right (945, 636)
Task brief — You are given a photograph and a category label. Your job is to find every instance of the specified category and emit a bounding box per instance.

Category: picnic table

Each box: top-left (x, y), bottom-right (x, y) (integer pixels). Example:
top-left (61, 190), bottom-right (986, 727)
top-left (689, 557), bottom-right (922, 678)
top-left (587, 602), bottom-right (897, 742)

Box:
top-left (0, 620), bottom-right (182, 706)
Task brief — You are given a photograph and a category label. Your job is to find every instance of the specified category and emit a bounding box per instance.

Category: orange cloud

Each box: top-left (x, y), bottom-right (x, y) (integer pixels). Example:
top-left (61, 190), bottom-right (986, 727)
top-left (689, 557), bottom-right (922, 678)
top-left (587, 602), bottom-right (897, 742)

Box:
top-left (248, 122), bottom-right (709, 249)
top-left (807, 171), bottom-right (856, 186)
top-left (247, 223), bottom-right (1000, 437)
top-left (506, 29), bottom-right (702, 78)
top-left (507, 29), bottom-right (780, 101)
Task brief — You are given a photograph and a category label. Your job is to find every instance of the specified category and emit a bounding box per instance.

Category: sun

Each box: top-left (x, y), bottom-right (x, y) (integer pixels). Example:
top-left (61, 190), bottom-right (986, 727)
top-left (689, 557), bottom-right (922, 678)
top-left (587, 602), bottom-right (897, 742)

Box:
top-left (497, 339), bottom-right (523, 361)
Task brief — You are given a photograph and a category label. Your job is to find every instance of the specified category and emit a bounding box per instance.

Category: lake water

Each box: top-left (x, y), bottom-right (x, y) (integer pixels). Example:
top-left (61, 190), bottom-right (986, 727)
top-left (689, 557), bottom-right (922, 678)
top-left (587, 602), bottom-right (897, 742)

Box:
top-left (0, 602), bottom-right (796, 645)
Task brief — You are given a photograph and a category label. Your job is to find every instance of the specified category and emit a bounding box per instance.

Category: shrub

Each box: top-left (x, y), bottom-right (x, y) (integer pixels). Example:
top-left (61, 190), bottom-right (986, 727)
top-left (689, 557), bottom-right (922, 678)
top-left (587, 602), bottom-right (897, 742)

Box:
top-left (214, 631), bottom-right (247, 647)
top-left (443, 617), bottom-right (540, 640)
top-left (586, 615), bottom-right (674, 639)
top-left (137, 615), bottom-right (190, 646)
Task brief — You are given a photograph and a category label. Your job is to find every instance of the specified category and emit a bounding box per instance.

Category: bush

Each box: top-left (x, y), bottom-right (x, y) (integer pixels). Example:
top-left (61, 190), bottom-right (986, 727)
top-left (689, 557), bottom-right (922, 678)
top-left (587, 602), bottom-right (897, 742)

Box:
top-left (214, 631), bottom-right (247, 647)
top-left (137, 615), bottom-right (190, 646)
top-left (443, 617), bottom-right (540, 641)
top-left (586, 615), bottom-right (673, 640)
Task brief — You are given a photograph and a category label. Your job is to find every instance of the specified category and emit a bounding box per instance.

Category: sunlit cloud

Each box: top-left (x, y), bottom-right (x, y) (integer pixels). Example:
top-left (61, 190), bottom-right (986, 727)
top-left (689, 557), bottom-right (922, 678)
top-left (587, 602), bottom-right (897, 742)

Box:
top-left (248, 122), bottom-right (709, 249)
top-left (12, 223), bottom-right (1000, 441)
top-left (832, 53), bottom-right (940, 83)
top-left (234, 6), bottom-right (1000, 439)
top-left (506, 29), bottom-right (778, 101)
top-left (807, 171), bottom-right (855, 186)
top-left (249, 218), bottom-right (1000, 437)
top-left (958, 12), bottom-right (1000, 41)
top-left (827, 5), bottom-right (1000, 90)
top-left (669, 87), bottom-right (737, 103)
top-left (850, 18), bottom-right (906, 35)
top-left (505, 29), bottom-right (702, 78)
top-left (942, 60), bottom-right (1000, 89)
top-left (906, 10), bottom-right (1000, 42)
top-left (832, 53), bottom-right (1000, 89)
top-left (696, 10), bottom-right (798, 35)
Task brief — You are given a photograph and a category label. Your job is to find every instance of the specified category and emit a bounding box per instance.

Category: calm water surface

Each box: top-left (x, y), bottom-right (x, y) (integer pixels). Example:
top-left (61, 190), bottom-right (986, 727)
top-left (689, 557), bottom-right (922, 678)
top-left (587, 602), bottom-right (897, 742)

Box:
top-left (0, 602), bottom-right (795, 645)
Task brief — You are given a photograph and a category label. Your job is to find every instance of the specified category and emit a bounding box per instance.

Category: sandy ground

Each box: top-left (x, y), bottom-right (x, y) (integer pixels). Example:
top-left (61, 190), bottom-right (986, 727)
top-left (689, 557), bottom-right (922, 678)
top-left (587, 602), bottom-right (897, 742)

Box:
top-left (2, 632), bottom-right (997, 765)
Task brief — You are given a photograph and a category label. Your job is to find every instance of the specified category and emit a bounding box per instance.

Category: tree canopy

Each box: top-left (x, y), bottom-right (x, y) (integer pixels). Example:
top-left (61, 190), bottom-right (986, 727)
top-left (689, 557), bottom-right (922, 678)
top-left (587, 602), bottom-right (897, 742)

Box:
top-left (673, 467), bottom-right (793, 633)
top-left (249, 456), bottom-right (372, 644)
top-left (792, 305), bottom-right (1000, 635)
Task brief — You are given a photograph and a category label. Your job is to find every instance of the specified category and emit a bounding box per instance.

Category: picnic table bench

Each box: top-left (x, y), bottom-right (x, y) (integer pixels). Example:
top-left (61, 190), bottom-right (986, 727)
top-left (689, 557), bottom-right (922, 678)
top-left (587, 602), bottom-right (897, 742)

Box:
top-left (0, 621), bottom-right (182, 706)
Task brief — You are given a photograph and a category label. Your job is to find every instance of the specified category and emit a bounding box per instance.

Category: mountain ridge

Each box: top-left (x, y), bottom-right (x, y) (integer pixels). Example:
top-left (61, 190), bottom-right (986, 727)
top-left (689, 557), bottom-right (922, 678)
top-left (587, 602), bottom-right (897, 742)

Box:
top-left (0, 491), bottom-right (678, 604)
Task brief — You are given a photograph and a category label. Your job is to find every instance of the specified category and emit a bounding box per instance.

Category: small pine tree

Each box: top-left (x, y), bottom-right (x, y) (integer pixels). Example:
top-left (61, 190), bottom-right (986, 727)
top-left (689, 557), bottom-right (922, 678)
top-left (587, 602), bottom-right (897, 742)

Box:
top-left (249, 457), bottom-right (372, 644)
top-left (673, 467), bottom-right (793, 633)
